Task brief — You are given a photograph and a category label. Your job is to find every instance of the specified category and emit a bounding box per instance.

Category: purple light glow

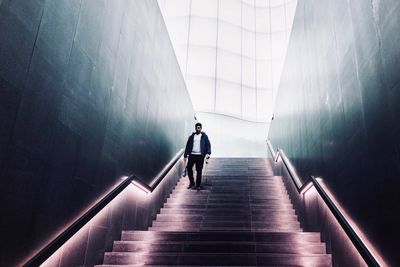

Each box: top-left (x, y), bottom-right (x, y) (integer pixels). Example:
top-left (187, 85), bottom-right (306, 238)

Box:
top-left (26, 179), bottom-right (146, 267)
top-left (300, 181), bottom-right (313, 195)
top-left (305, 180), bottom-right (387, 267)
top-left (131, 180), bottom-right (151, 194)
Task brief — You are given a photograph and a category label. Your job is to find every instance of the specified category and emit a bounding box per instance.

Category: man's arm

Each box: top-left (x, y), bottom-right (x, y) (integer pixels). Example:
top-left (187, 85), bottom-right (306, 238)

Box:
top-left (206, 135), bottom-right (211, 158)
top-left (183, 135), bottom-right (192, 162)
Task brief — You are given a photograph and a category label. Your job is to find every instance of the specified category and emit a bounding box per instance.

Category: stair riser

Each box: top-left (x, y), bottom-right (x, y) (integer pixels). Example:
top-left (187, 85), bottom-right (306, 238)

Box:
top-left (103, 253), bottom-right (331, 266)
top-left (157, 214), bottom-right (298, 219)
top-left (155, 218), bottom-right (300, 223)
top-left (159, 210), bottom-right (296, 216)
top-left (172, 190), bottom-right (289, 195)
top-left (151, 222), bottom-right (300, 228)
top-left (122, 232), bottom-right (322, 242)
top-left (170, 197), bottom-right (292, 201)
top-left (162, 205), bottom-right (295, 210)
top-left (175, 183), bottom-right (287, 187)
top-left (175, 184), bottom-right (284, 188)
top-left (113, 242), bottom-right (326, 254)
top-left (98, 159), bottom-right (331, 267)
top-left (148, 227), bottom-right (302, 232)
top-left (166, 201), bottom-right (293, 206)
top-left (164, 204), bottom-right (294, 209)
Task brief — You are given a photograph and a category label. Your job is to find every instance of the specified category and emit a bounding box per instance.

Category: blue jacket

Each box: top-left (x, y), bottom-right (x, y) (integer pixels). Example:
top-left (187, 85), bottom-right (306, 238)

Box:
top-left (184, 132), bottom-right (211, 157)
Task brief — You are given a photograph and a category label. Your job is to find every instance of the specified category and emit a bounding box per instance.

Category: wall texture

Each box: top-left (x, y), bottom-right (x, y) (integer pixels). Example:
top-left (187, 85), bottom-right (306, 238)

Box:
top-left (39, 162), bottom-right (184, 267)
top-left (268, 0), bottom-right (400, 265)
top-left (0, 0), bottom-right (194, 265)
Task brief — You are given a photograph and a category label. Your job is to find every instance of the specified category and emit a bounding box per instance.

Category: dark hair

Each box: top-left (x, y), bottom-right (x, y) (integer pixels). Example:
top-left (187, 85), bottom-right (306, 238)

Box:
top-left (195, 122), bottom-right (202, 128)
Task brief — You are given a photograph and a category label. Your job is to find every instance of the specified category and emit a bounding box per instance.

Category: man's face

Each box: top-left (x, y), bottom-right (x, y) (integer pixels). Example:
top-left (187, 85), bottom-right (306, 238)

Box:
top-left (195, 125), bottom-right (202, 134)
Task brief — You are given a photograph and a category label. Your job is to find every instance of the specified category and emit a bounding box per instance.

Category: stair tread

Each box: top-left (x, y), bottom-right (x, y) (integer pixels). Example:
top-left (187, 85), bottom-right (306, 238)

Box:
top-left (105, 252), bottom-right (331, 257)
top-left (122, 231), bottom-right (321, 242)
top-left (97, 159), bottom-right (331, 266)
top-left (103, 252), bottom-right (332, 266)
top-left (114, 240), bottom-right (325, 245)
top-left (113, 241), bottom-right (326, 254)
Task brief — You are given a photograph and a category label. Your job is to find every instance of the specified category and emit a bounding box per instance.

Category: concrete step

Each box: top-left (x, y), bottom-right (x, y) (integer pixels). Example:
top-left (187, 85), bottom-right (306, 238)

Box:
top-left (96, 158), bottom-right (331, 267)
top-left (103, 252), bottom-right (332, 266)
top-left (163, 203), bottom-right (295, 209)
top-left (151, 221), bottom-right (301, 229)
top-left (168, 193), bottom-right (290, 199)
top-left (155, 214), bottom-right (300, 222)
top-left (159, 208), bottom-right (296, 215)
top-left (165, 199), bottom-right (292, 205)
top-left (121, 231), bottom-right (322, 243)
top-left (113, 240), bottom-right (327, 254)
top-left (148, 226), bottom-right (302, 232)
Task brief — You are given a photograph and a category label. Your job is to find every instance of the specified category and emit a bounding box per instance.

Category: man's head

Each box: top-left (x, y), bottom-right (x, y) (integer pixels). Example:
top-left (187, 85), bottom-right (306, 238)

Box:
top-left (195, 122), bottom-right (202, 134)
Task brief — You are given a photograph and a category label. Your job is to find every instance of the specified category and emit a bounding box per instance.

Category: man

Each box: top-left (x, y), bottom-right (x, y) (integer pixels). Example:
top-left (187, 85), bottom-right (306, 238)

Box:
top-left (184, 122), bottom-right (211, 190)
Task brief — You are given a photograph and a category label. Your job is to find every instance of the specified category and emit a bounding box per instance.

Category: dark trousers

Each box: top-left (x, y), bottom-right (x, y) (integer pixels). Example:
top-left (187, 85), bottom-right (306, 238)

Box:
top-left (187, 154), bottom-right (205, 186)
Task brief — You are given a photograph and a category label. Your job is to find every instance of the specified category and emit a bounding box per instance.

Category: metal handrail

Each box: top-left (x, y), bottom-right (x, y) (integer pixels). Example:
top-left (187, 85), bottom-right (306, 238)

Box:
top-left (24, 149), bottom-right (184, 267)
top-left (266, 139), bottom-right (381, 267)
top-left (149, 149), bottom-right (184, 190)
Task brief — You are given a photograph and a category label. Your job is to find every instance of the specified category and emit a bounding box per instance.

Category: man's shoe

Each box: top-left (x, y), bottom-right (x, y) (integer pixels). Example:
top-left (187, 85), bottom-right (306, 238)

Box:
top-left (192, 186), bottom-right (201, 190)
top-left (187, 183), bottom-right (195, 189)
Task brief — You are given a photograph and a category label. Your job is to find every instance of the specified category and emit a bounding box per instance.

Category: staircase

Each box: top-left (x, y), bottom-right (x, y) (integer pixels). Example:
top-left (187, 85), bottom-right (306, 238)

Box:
top-left (99, 158), bottom-right (332, 266)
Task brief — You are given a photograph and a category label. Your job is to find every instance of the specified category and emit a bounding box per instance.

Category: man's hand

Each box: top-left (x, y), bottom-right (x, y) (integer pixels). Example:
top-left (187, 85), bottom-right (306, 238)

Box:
top-left (205, 154), bottom-right (210, 164)
top-left (183, 157), bottom-right (187, 163)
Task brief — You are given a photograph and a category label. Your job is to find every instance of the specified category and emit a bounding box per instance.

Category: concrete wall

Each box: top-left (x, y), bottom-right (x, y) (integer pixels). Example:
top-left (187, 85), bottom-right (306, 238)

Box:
top-left (0, 0), bottom-right (194, 265)
top-left (39, 163), bottom-right (184, 267)
top-left (268, 0), bottom-right (400, 265)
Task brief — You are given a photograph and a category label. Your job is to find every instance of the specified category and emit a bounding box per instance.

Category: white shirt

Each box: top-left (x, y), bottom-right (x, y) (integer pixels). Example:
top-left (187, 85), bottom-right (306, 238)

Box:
top-left (191, 133), bottom-right (202, 155)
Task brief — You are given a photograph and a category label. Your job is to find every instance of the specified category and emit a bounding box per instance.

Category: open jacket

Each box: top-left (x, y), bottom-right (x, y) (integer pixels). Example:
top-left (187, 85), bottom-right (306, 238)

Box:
top-left (184, 132), bottom-right (211, 157)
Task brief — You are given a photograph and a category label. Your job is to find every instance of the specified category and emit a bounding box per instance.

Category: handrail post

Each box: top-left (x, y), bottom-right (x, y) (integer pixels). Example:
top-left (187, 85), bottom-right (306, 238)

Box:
top-left (266, 139), bottom-right (276, 159)
top-left (277, 149), bottom-right (302, 191)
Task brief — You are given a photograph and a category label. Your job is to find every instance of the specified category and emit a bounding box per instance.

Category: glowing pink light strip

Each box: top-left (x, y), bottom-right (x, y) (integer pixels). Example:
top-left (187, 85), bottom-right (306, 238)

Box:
top-left (300, 177), bottom-right (324, 195)
top-left (23, 176), bottom-right (134, 266)
top-left (131, 180), bottom-right (151, 194)
top-left (25, 148), bottom-right (185, 267)
top-left (317, 180), bottom-right (387, 267)
top-left (149, 149), bottom-right (184, 187)
top-left (266, 140), bottom-right (387, 266)
top-left (300, 181), bottom-right (313, 194)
